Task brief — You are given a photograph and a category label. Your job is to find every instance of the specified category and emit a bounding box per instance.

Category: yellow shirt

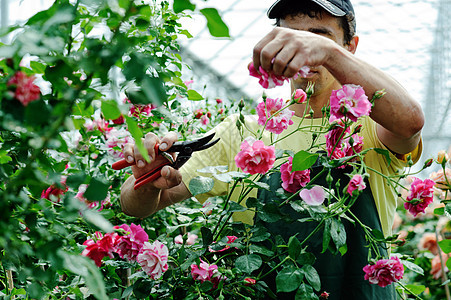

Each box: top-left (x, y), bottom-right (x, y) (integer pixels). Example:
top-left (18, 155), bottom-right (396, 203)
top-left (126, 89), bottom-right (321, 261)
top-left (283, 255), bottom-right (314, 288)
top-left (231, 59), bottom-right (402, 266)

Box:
top-left (180, 114), bottom-right (422, 237)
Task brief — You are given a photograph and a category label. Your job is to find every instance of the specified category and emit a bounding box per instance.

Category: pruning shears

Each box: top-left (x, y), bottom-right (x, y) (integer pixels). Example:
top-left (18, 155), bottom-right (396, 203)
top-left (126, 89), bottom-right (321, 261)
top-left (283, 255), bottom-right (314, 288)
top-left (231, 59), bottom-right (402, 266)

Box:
top-left (112, 132), bottom-right (220, 190)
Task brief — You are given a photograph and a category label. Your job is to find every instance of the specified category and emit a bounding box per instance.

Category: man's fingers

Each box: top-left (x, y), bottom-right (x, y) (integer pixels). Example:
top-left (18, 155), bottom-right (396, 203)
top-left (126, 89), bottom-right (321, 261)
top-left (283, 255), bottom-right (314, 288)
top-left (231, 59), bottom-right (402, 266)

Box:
top-left (253, 29), bottom-right (278, 70)
top-left (159, 131), bottom-right (178, 152)
top-left (154, 166), bottom-right (182, 189)
top-left (123, 143), bottom-right (135, 164)
top-left (143, 133), bottom-right (159, 163)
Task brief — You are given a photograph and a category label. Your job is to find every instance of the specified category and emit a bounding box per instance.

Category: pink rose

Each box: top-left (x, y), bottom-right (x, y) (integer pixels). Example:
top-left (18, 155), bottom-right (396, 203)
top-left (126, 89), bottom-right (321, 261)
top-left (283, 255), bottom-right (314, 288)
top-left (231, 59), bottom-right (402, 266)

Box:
top-left (194, 108), bottom-right (204, 119)
top-left (256, 97), bottom-right (294, 134)
top-left (201, 114), bottom-right (210, 126)
top-left (115, 223), bottom-right (149, 261)
top-left (82, 231), bottom-right (119, 267)
top-left (299, 186), bottom-right (326, 206)
top-left (209, 235), bottom-right (238, 253)
top-left (130, 104), bottom-right (154, 117)
top-left (292, 88), bottom-right (307, 104)
top-left (325, 119), bottom-right (350, 152)
top-left (76, 184), bottom-right (112, 211)
top-left (280, 156), bottom-right (311, 193)
top-left (137, 240), bottom-right (169, 280)
top-left (363, 256), bottom-right (404, 287)
top-left (249, 62), bottom-right (310, 89)
top-left (105, 127), bottom-right (132, 159)
top-left (329, 84), bottom-right (371, 122)
top-left (429, 168), bottom-right (451, 191)
top-left (418, 232), bottom-right (439, 255)
top-left (235, 137), bottom-right (275, 175)
top-left (244, 278), bottom-right (256, 286)
top-left (216, 98), bottom-right (223, 104)
top-left (7, 71), bottom-right (41, 106)
top-left (184, 80), bottom-right (194, 89)
top-left (403, 178), bottom-right (435, 217)
top-left (174, 232), bottom-right (198, 245)
top-left (249, 62), bottom-right (286, 89)
top-left (41, 176), bottom-right (68, 203)
top-left (191, 259), bottom-right (224, 287)
top-left (347, 174), bottom-right (366, 196)
top-left (326, 121), bottom-right (364, 167)
top-left (431, 253), bottom-right (449, 280)
top-left (112, 115), bottom-right (125, 124)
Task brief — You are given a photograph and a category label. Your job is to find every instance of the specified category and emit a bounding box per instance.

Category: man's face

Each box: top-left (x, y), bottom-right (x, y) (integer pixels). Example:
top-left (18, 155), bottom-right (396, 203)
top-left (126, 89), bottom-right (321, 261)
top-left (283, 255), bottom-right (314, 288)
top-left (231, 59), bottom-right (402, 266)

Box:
top-left (279, 12), bottom-right (347, 97)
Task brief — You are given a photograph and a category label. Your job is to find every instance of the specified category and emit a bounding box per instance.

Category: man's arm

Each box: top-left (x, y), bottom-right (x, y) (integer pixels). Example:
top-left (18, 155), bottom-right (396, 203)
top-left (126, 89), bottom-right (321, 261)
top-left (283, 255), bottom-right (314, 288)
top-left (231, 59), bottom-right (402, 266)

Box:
top-left (120, 132), bottom-right (192, 218)
top-left (325, 42), bottom-right (424, 155)
top-left (253, 28), bottom-right (424, 154)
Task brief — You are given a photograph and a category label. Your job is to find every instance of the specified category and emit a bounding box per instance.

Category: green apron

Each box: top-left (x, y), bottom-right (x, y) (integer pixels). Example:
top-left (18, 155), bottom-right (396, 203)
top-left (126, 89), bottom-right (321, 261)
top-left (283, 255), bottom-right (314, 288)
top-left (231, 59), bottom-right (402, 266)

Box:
top-left (255, 161), bottom-right (396, 300)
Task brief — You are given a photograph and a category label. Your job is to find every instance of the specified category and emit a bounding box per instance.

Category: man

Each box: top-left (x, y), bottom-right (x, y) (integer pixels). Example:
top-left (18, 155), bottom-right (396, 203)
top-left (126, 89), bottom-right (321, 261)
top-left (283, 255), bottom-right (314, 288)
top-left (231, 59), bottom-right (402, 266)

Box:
top-left (120, 0), bottom-right (424, 298)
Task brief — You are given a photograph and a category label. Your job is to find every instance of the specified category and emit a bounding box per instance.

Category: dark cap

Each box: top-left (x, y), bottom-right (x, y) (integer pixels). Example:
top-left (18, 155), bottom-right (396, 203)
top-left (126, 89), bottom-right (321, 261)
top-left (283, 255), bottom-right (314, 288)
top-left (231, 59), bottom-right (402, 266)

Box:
top-left (268, 0), bottom-right (354, 18)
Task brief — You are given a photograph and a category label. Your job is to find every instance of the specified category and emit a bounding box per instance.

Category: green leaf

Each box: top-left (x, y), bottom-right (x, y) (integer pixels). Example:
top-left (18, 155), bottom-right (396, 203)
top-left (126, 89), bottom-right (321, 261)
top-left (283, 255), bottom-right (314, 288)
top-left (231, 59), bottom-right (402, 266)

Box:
top-left (439, 239), bottom-right (451, 254)
top-left (371, 228), bottom-right (385, 240)
top-left (235, 254), bottom-right (262, 273)
top-left (446, 257), bottom-right (451, 271)
top-left (173, 0), bottom-right (196, 13)
top-left (445, 203), bottom-right (451, 219)
top-left (243, 179), bottom-right (270, 191)
top-left (296, 251), bottom-right (316, 265)
top-left (0, 150), bottom-right (12, 164)
top-left (141, 76), bottom-right (166, 106)
top-left (403, 284), bottom-right (426, 295)
top-left (322, 219), bottom-right (331, 253)
top-left (83, 210), bottom-right (114, 233)
top-left (189, 176), bottom-right (214, 196)
top-left (373, 148), bottom-right (391, 166)
top-left (228, 201), bottom-right (247, 212)
top-left (250, 227), bottom-right (271, 242)
top-left (125, 115), bottom-right (150, 162)
top-left (42, 6), bottom-right (75, 32)
top-left (64, 254), bottom-right (108, 300)
top-left (401, 260), bottom-right (424, 275)
top-left (66, 173), bottom-right (87, 189)
top-left (84, 177), bottom-right (110, 201)
top-left (249, 244), bottom-right (274, 257)
top-left (330, 218), bottom-right (346, 254)
top-left (187, 89), bottom-right (204, 100)
top-left (259, 203), bottom-right (282, 223)
top-left (276, 266), bottom-right (304, 293)
top-left (301, 265), bottom-right (321, 291)
top-left (292, 151), bottom-right (318, 171)
top-left (288, 236), bottom-right (302, 260)
top-left (435, 206), bottom-right (445, 215)
top-left (201, 227), bottom-right (213, 248)
top-left (295, 283), bottom-right (319, 300)
top-left (101, 100), bottom-right (121, 120)
top-left (199, 8), bottom-right (230, 38)
top-left (30, 61), bottom-right (46, 74)
top-left (179, 29), bottom-right (193, 38)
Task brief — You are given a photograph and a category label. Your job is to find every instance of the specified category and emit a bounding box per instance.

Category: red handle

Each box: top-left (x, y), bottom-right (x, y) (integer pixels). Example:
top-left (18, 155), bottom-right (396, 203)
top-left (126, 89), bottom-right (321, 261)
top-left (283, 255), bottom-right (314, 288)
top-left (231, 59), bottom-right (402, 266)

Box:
top-left (112, 159), bottom-right (133, 170)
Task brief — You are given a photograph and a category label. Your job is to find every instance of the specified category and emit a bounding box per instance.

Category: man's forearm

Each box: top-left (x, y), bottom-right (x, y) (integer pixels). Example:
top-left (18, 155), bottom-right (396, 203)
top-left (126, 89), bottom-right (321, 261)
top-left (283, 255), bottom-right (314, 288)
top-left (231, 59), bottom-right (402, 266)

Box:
top-left (120, 176), bottom-right (161, 218)
top-left (326, 45), bottom-right (424, 153)
top-left (120, 175), bottom-right (192, 218)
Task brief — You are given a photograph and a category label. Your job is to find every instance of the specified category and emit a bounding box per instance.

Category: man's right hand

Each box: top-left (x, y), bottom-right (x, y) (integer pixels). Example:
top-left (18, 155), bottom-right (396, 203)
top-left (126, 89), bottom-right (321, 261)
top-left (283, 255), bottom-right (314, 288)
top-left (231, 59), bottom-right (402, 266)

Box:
top-left (122, 131), bottom-right (182, 191)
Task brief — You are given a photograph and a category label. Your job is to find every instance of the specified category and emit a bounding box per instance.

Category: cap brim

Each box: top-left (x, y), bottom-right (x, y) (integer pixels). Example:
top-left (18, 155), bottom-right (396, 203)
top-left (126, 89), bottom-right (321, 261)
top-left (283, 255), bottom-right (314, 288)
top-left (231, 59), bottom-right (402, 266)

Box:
top-left (267, 0), bottom-right (346, 19)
